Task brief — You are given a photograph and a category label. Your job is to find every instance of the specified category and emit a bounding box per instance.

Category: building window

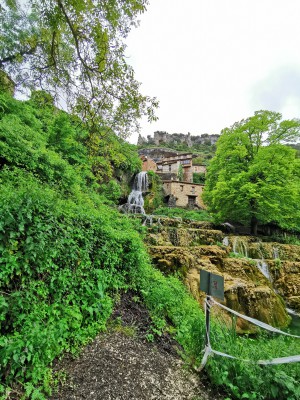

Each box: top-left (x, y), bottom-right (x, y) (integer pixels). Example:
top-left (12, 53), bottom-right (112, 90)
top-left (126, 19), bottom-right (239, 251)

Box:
top-left (180, 185), bottom-right (184, 192)
top-left (191, 186), bottom-right (195, 194)
top-left (181, 159), bottom-right (190, 165)
top-left (169, 165), bottom-right (171, 172)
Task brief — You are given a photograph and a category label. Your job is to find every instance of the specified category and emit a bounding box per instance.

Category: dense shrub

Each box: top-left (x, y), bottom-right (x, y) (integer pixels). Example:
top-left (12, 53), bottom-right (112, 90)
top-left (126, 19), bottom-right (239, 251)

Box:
top-left (153, 206), bottom-right (212, 221)
top-left (0, 93), bottom-right (299, 400)
top-left (0, 172), bottom-right (145, 397)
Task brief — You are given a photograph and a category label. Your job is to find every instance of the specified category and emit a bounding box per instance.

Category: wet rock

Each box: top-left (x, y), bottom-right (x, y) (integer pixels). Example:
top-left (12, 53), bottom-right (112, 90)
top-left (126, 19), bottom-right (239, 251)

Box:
top-left (144, 222), bottom-right (296, 333)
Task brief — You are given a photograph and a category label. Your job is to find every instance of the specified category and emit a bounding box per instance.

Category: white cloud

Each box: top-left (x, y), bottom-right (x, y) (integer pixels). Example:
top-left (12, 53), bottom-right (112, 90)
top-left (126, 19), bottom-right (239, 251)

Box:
top-left (251, 66), bottom-right (300, 117)
top-left (126, 0), bottom-right (300, 143)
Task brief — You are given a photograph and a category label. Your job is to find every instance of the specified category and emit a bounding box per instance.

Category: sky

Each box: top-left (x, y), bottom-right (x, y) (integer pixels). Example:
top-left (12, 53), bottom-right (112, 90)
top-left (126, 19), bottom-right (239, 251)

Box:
top-left (125, 0), bottom-right (300, 144)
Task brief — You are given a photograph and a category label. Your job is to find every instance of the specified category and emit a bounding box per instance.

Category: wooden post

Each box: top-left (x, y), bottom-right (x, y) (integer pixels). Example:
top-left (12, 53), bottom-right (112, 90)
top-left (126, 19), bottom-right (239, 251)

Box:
top-left (205, 272), bottom-right (211, 347)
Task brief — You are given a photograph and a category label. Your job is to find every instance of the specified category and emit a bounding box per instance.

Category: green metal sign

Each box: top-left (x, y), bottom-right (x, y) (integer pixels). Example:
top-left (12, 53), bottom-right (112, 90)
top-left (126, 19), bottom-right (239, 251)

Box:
top-left (200, 270), bottom-right (224, 300)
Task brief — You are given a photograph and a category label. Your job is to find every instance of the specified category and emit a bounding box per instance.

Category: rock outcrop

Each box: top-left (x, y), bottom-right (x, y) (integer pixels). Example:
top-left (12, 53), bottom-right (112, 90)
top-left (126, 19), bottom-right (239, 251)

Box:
top-left (138, 131), bottom-right (220, 147)
top-left (143, 217), bottom-right (299, 333)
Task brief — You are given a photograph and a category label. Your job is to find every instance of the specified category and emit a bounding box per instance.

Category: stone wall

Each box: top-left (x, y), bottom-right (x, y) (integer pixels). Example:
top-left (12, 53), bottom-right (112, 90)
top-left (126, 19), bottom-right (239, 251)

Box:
top-left (163, 181), bottom-right (205, 208)
top-left (193, 165), bottom-right (207, 174)
top-left (141, 156), bottom-right (157, 172)
top-left (138, 148), bottom-right (180, 162)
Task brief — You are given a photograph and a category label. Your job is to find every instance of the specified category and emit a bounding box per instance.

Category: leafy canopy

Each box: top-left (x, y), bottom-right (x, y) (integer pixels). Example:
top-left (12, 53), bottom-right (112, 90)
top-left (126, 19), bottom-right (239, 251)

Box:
top-left (0, 0), bottom-right (158, 137)
top-left (204, 110), bottom-right (300, 233)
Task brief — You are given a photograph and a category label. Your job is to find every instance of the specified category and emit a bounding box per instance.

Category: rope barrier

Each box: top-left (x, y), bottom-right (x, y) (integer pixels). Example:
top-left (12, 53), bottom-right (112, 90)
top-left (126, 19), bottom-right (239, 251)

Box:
top-left (209, 298), bottom-right (300, 339)
top-left (198, 296), bottom-right (300, 370)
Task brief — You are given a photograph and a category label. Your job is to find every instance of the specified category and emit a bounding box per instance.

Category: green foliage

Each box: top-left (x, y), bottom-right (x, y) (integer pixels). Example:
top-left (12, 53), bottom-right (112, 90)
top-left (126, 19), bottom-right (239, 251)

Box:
top-left (0, 70), bottom-right (14, 95)
top-left (0, 93), bottom-right (148, 396)
top-left (99, 180), bottom-right (122, 203)
top-left (206, 321), bottom-right (300, 400)
top-left (0, 171), bottom-right (147, 396)
top-left (204, 110), bottom-right (300, 233)
top-left (193, 172), bottom-right (206, 184)
top-left (266, 234), bottom-right (300, 246)
top-left (87, 129), bottom-right (141, 183)
top-left (1, 95), bottom-right (299, 400)
top-left (0, 92), bottom-right (140, 199)
top-left (153, 206), bottom-right (212, 222)
top-left (143, 171), bottom-right (164, 213)
top-left (0, 0), bottom-right (158, 136)
top-left (131, 263), bottom-right (206, 360)
top-left (177, 164), bottom-right (183, 181)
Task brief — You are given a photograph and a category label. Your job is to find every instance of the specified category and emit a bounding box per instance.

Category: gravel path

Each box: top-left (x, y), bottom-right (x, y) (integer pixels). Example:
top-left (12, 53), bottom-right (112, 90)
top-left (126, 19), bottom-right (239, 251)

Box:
top-left (50, 292), bottom-right (224, 400)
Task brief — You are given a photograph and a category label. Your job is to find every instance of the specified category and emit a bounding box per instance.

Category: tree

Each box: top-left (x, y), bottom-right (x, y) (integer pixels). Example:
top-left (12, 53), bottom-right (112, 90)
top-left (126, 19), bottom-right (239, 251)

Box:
top-left (177, 164), bottom-right (183, 181)
top-left (203, 110), bottom-right (300, 234)
top-left (0, 0), bottom-right (158, 137)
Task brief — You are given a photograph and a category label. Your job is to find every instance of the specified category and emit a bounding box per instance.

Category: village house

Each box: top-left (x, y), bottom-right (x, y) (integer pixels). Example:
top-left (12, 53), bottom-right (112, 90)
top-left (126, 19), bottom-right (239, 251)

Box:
top-left (139, 150), bottom-right (205, 209)
top-left (192, 164), bottom-right (207, 174)
top-left (156, 153), bottom-right (193, 182)
top-left (163, 180), bottom-right (205, 208)
top-left (140, 155), bottom-right (157, 172)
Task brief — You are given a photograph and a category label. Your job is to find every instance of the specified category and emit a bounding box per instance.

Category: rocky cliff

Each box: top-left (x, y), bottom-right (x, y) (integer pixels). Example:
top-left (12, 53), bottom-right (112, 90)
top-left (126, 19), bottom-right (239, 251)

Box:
top-left (138, 131), bottom-right (220, 147)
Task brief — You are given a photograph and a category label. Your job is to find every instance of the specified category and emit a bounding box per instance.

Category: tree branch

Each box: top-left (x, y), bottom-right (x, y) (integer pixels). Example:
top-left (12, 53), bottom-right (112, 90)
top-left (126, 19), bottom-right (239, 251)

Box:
top-left (0, 45), bottom-right (37, 68)
top-left (55, 0), bottom-right (96, 98)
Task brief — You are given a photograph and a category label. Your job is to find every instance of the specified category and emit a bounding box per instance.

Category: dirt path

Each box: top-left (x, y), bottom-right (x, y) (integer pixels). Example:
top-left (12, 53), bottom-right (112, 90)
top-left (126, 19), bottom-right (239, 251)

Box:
top-left (50, 292), bottom-right (224, 400)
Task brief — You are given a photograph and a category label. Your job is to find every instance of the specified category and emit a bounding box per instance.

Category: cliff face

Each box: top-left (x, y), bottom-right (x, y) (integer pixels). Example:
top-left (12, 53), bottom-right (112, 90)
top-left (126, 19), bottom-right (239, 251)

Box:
top-left (143, 217), bottom-right (299, 333)
top-left (138, 131), bottom-right (220, 147)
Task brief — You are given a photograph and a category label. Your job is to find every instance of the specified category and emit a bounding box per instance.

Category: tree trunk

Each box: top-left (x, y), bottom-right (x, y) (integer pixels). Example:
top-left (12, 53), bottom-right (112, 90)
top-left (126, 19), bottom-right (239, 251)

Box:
top-left (251, 216), bottom-right (258, 235)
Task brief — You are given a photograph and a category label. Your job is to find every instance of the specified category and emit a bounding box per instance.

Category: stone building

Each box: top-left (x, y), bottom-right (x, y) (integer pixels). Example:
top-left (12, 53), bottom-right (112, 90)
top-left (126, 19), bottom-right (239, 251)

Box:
top-left (140, 155), bottom-right (157, 172)
top-left (156, 153), bottom-right (193, 182)
top-left (163, 181), bottom-right (205, 208)
top-left (192, 164), bottom-right (207, 174)
top-left (138, 148), bottom-right (206, 208)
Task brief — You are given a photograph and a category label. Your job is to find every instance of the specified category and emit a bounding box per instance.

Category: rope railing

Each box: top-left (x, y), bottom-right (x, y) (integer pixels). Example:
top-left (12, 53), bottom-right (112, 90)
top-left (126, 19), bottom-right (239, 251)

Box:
top-left (198, 297), bottom-right (300, 370)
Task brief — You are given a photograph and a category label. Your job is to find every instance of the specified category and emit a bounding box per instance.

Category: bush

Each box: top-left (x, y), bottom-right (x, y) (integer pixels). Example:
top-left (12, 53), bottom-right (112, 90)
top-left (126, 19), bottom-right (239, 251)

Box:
top-left (153, 206), bottom-right (212, 221)
top-left (0, 171), bottom-right (144, 396)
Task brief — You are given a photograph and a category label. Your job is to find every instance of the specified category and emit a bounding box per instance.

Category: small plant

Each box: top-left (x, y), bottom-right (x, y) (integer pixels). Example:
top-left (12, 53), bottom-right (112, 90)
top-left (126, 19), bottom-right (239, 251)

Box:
top-left (145, 333), bottom-right (154, 342)
top-left (274, 258), bottom-right (282, 270)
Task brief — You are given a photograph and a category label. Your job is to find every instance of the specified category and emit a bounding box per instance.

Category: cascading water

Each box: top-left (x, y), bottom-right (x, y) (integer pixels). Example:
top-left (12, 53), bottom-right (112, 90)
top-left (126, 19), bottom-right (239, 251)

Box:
top-left (232, 237), bottom-right (248, 257)
top-left (126, 171), bottom-right (148, 214)
top-left (222, 236), bottom-right (229, 246)
top-left (253, 241), bottom-right (271, 280)
top-left (256, 260), bottom-right (271, 280)
top-left (273, 246), bottom-right (279, 259)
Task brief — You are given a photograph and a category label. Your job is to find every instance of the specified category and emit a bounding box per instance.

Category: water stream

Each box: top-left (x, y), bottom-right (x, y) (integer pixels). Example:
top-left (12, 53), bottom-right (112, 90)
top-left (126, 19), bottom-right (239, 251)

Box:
top-left (126, 171), bottom-right (148, 214)
top-left (228, 235), bottom-right (299, 333)
top-left (256, 260), bottom-right (271, 280)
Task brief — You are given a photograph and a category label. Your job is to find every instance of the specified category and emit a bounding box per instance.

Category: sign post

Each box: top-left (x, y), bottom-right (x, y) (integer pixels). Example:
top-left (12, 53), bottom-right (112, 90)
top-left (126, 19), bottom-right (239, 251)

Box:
top-left (205, 272), bottom-right (211, 347)
top-left (200, 270), bottom-right (224, 348)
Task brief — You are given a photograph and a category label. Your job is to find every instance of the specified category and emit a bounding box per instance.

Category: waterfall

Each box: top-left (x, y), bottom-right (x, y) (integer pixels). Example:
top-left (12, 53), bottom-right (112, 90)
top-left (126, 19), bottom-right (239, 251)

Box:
top-left (232, 237), bottom-right (248, 257)
top-left (273, 246), bottom-right (279, 259)
top-left (126, 171), bottom-right (148, 214)
top-left (256, 259), bottom-right (271, 280)
top-left (222, 236), bottom-right (229, 246)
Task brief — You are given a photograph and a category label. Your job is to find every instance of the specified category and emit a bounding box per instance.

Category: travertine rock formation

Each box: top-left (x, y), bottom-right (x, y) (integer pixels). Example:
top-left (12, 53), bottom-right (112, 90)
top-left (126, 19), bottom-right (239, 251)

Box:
top-left (143, 217), bottom-right (298, 333)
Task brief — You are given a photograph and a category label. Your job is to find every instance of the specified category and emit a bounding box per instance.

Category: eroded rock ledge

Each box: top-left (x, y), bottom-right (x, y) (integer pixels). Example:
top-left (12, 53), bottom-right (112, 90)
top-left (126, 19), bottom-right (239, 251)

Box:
top-left (143, 217), bottom-right (300, 332)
